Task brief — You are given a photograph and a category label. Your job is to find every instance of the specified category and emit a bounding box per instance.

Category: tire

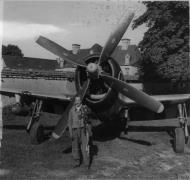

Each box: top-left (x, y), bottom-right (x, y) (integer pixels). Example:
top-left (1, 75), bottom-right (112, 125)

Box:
top-left (30, 122), bottom-right (44, 145)
top-left (174, 127), bottom-right (185, 153)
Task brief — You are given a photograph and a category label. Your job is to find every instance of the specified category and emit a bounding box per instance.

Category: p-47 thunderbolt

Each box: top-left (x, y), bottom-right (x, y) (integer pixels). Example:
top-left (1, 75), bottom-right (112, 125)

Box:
top-left (1, 12), bottom-right (190, 153)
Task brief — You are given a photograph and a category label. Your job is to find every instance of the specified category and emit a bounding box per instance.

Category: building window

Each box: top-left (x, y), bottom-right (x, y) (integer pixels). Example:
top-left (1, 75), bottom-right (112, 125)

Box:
top-left (125, 54), bottom-right (130, 65)
top-left (125, 67), bottom-right (130, 75)
top-left (90, 50), bottom-right (94, 55)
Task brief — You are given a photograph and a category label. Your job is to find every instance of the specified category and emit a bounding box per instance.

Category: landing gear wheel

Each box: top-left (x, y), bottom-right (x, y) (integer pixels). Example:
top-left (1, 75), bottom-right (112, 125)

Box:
top-left (30, 122), bottom-right (44, 145)
top-left (174, 127), bottom-right (185, 153)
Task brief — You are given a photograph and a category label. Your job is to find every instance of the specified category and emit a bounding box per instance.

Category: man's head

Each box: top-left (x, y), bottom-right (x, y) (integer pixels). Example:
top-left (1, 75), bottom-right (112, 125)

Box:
top-left (75, 96), bottom-right (81, 106)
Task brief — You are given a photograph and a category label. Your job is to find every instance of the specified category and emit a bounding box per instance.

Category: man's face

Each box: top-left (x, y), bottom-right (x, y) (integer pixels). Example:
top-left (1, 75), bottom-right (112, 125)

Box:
top-left (75, 97), bottom-right (81, 106)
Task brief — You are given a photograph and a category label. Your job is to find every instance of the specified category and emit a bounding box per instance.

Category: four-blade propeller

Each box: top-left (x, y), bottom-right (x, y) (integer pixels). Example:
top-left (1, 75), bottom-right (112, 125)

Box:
top-left (36, 12), bottom-right (164, 139)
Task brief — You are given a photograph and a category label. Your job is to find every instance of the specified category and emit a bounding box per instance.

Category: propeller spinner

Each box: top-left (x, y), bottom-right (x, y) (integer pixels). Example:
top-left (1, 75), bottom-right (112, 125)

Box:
top-left (87, 63), bottom-right (98, 73)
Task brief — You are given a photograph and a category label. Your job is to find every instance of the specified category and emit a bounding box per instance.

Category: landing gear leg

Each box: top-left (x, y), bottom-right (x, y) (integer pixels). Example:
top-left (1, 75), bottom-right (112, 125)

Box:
top-left (26, 100), bottom-right (44, 144)
top-left (174, 103), bottom-right (189, 153)
top-left (120, 108), bottom-right (129, 136)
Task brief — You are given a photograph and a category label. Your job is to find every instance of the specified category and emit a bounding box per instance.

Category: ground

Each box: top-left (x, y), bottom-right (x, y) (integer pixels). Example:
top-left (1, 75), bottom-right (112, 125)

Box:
top-left (1, 104), bottom-right (190, 179)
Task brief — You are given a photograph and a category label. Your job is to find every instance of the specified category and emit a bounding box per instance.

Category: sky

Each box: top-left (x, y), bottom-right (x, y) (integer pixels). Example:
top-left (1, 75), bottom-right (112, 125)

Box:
top-left (1, 0), bottom-right (148, 60)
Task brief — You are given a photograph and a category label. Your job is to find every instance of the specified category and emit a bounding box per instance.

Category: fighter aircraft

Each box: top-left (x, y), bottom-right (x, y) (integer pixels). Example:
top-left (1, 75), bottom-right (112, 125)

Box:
top-left (1, 12), bottom-right (189, 153)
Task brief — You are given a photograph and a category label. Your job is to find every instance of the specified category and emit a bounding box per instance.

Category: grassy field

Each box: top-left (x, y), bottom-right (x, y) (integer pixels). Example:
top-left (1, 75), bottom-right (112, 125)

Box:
top-left (1, 103), bottom-right (190, 179)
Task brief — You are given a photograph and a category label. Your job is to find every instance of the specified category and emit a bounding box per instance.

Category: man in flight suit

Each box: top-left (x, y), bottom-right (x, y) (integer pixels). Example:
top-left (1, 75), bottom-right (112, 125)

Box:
top-left (68, 96), bottom-right (92, 168)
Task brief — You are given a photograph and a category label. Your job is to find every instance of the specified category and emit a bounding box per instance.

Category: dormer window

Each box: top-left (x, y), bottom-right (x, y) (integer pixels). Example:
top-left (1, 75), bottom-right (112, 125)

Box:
top-left (60, 61), bottom-right (64, 68)
top-left (72, 44), bottom-right (80, 54)
top-left (90, 50), bottom-right (94, 55)
top-left (125, 67), bottom-right (130, 75)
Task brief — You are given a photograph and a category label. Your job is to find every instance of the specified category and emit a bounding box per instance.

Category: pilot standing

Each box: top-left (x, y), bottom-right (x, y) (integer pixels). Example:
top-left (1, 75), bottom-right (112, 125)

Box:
top-left (68, 96), bottom-right (92, 168)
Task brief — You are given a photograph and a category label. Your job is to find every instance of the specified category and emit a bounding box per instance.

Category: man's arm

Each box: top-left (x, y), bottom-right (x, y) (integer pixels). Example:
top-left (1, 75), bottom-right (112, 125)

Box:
top-left (68, 108), bottom-right (73, 138)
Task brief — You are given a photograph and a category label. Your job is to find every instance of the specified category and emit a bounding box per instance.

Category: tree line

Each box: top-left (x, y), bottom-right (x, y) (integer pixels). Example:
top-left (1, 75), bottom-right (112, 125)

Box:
top-left (133, 1), bottom-right (189, 82)
top-left (2, 44), bottom-right (24, 57)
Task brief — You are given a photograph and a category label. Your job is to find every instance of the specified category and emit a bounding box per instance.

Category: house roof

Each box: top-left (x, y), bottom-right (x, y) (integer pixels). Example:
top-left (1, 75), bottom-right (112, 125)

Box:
top-left (2, 43), bottom-right (142, 70)
top-left (64, 43), bottom-right (142, 67)
top-left (62, 48), bottom-right (90, 68)
top-left (90, 44), bottom-right (103, 54)
top-left (64, 44), bottom-right (103, 68)
top-left (2, 55), bottom-right (59, 70)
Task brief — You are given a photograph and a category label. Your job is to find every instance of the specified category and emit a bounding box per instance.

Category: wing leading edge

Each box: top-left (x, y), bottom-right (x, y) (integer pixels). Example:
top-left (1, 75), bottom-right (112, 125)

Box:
top-left (0, 88), bottom-right (72, 101)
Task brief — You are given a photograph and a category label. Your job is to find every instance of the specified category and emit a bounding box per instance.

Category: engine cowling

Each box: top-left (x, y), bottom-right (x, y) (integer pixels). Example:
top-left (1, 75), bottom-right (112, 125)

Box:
top-left (75, 54), bottom-right (123, 114)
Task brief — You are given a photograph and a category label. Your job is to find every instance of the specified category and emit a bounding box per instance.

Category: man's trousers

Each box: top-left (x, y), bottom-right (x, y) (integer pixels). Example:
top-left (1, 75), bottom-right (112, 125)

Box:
top-left (72, 127), bottom-right (90, 166)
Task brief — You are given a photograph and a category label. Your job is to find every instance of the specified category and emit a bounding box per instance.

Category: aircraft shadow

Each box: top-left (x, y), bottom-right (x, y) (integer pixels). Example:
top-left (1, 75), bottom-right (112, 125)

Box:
top-left (119, 126), bottom-right (175, 147)
top-left (127, 125), bottom-right (174, 133)
top-left (118, 136), bottom-right (153, 146)
top-left (92, 122), bottom-right (122, 142)
top-left (92, 122), bottom-right (176, 147)
top-left (3, 124), bottom-right (55, 130)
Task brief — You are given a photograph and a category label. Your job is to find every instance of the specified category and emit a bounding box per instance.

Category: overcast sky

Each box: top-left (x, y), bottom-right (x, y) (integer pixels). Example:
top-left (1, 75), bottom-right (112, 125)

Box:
top-left (1, 0), bottom-right (148, 59)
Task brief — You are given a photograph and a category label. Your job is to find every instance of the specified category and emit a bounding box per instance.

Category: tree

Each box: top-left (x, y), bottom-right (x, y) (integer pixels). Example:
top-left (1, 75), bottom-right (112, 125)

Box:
top-left (133, 1), bottom-right (189, 82)
top-left (2, 44), bottom-right (24, 57)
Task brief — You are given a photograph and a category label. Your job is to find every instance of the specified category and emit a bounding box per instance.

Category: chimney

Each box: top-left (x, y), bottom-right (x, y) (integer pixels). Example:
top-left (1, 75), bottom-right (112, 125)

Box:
top-left (72, 44), bottom-right (80, 54)
top-left (120, 38), bottom-right (130, 50)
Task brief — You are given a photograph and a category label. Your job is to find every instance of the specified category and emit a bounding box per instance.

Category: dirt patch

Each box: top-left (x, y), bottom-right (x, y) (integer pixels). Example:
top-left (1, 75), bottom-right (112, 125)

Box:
top-left (1, 109), bottom-right (190, 179)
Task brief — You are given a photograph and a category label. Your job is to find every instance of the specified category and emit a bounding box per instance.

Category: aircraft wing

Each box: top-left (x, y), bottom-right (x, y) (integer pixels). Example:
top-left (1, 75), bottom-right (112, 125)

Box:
top-left (0, 69), bottom-right (76, 101)
top-left (0, 88), bottom-right (72, 101)
top-left (119, 94), bottom-right (190, 105)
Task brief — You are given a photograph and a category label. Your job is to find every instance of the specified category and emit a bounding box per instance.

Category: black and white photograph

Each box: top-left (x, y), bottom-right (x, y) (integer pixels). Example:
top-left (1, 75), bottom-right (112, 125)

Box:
top-left (0, 0), bottom-right (189, 179)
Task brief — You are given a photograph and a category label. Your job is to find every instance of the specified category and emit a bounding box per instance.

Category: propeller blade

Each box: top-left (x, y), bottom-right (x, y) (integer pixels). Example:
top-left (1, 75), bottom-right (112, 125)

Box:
top-left (78, 78), bottom-right (91, 101)
top-left (52, 79), bottom-right (90, 139)
top-left (36, 36), bottom-right (86, 67)
top-left (98, 12), bottom-right (134, 65)
top-left (100, 73), bottom-right (164, 113)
